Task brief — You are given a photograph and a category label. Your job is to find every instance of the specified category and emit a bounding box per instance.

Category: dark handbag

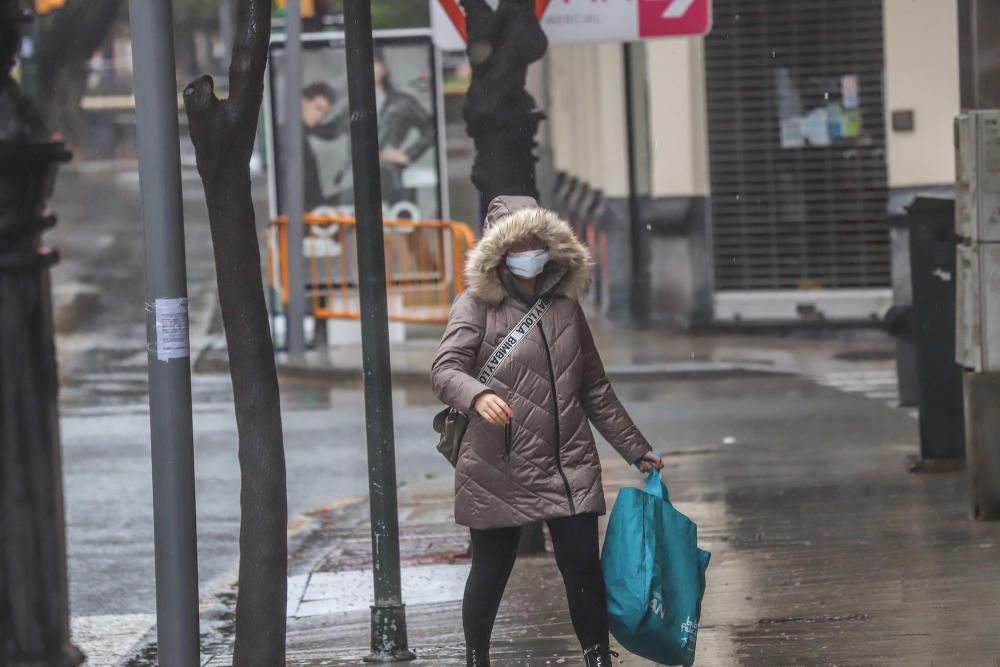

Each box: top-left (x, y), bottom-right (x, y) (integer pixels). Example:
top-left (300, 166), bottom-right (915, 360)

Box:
top-left (433, 296), bottom-right (552, 467)
top-left (433, 406), bottom-right (468, 467)
top-left (434, 408), bottom-right (512, 467)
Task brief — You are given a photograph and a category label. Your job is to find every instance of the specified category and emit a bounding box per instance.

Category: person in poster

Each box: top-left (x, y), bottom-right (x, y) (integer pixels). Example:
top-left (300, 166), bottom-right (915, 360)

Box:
top-left (372, 47), bottom-right (435, 207)
top-left (269, 38), bottom-right (443, 218)
top-left (298, 81), bottom-right (344, 211)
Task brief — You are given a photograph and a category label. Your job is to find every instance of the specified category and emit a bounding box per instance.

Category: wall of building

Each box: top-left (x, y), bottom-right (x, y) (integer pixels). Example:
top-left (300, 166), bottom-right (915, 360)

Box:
top-left (543, 0), bottom-right (962, 326)
top-left (883, 0), bottom-right (961, 189)
top-left (647, 38), bottom-right (710, 198)
top-left (547, 42), bottom-right (634, 320)
top-left (546, 39), bottom-right (712, 325)
top-left (548, 0), bottom-right (963, 197)
top-left (547, 42), bottom-right (630, 198)
top-left (547, 38), bottom-right (708, 201)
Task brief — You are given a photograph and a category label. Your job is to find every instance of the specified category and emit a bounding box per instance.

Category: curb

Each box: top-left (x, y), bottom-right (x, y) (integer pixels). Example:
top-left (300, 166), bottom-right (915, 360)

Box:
top-left (604, 360), bottom-right (789, 380)
top-left (263, 359), bottom-right (791, 385)
top-left (114, 495), bottom-right (370, 667)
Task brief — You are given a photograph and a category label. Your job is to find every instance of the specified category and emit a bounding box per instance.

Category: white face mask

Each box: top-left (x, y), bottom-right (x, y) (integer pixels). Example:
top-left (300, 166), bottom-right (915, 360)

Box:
top-left (506, 248), bottom-right (550, 278)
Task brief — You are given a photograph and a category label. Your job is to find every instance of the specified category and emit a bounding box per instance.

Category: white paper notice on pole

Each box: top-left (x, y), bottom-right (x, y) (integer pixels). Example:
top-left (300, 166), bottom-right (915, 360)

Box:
top-left (154, 297), bottom-right (190, 362)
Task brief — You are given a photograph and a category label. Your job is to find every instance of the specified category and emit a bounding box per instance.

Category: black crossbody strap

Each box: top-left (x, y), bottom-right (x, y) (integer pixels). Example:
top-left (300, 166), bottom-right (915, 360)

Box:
top-left (476, 296), bottom-right (552, 385)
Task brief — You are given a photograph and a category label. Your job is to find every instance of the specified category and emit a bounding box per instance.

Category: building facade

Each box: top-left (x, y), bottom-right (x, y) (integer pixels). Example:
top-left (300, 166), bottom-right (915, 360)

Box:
top-left (541, 0), bottom-right (960, 326)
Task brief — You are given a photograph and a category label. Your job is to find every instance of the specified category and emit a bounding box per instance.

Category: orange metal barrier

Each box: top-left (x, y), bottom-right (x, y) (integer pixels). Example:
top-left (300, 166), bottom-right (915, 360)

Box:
top-left (266, 214), bottom-right (476, 324)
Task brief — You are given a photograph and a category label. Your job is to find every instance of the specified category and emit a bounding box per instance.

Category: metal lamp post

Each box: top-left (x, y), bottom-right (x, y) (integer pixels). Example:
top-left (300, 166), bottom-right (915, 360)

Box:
top-left (342, 0), bottom-right (415, 661)
top-left (127, 0), bottom-right (201, 660)
top-left (0, 2), bottom-right (81, 665)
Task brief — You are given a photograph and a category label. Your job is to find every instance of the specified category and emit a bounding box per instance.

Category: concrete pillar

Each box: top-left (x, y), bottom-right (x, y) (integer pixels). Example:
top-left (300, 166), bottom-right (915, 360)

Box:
top-left (964, 373), bottom-right (1000, 519)
top-left (957, 0), bottom-right (1000, 520)
top-left (958, 0), bottom-right (1000, 109)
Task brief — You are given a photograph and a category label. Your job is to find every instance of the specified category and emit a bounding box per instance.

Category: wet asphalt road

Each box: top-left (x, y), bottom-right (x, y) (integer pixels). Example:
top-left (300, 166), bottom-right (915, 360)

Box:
top-left (61, 380), bottom-right (452, 616)
top-left (49, 164), bottom-right (461, 618)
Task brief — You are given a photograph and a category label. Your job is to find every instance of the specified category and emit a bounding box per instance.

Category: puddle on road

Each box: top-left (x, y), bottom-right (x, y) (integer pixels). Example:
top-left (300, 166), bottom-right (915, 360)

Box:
top-left (279, 376), bottom-right (440, 410)
top-left (59, 371), bottom-right (442, 415)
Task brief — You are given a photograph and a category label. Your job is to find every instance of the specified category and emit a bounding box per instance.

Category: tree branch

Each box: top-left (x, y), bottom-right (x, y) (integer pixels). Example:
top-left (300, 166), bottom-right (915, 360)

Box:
top-left (461, 0), bottom-right (497, 50)
top-left (461, 0), bottom-right (494, 19)
top-left (227, 0), bottom-right (271, 133)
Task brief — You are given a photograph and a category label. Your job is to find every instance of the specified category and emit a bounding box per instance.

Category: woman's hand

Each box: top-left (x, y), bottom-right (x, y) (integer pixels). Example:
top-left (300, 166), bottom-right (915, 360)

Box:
top-left (474, 393), bottom-right (513, 426)
top-left (379, 147), bottom-right (410, 165)
top-left (637, 452), bottom-right (664, 473)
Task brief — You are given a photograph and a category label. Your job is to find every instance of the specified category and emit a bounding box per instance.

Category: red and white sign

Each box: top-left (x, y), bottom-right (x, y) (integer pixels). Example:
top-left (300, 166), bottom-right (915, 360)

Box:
top-left (638, 0), bottom-right (713, 38)
top-left (432, 0), bottom-right (713, 50)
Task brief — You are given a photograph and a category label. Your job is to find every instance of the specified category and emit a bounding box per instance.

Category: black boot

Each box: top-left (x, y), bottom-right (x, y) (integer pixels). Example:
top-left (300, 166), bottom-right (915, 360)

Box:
top-left (466, 646), bottom-right (490, 667)
top-left (583, 644), bottom-right (619, 667)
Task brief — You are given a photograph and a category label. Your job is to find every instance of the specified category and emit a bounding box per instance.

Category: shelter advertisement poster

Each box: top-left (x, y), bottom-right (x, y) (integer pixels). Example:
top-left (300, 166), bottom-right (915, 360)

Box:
top-left (265, 32), bottom-right (445, 221)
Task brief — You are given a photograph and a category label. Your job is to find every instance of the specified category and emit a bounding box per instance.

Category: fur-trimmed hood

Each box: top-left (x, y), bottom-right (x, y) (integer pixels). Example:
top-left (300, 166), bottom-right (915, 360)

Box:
top-left (464, 205), bottom-right (593, 306)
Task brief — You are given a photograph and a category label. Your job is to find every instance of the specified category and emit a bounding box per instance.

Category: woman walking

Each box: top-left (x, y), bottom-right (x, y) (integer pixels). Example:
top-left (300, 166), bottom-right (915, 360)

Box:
top-left (431, 196), bottom-right (663, 667)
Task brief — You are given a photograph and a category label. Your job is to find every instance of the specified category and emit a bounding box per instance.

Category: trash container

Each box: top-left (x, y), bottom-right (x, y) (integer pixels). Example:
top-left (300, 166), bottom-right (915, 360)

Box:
top-left (887, 211), bottom-right (918, 407)
top-left (907, 194), bottom-right (965, 463)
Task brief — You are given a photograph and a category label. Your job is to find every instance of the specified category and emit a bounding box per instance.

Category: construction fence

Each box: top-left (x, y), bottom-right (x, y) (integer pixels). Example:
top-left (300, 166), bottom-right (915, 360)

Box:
top-left (266, 214), bottom-right (477, 326)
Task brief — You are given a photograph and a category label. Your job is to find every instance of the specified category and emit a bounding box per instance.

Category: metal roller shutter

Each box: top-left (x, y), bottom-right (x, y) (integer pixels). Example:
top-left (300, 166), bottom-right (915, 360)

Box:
top-left (705, 0), bottom-right (890, 292)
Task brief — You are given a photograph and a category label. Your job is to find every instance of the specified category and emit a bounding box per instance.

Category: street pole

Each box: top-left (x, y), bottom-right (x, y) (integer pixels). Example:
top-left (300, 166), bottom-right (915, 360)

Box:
top-left (623, 42), bottom-right (652, 329)
top-left (284, 0), bottom-right (307, 355)
top-left (127, 0), bottom-right (200, 661)
top-left (342, 0), bottom-right (415, 661)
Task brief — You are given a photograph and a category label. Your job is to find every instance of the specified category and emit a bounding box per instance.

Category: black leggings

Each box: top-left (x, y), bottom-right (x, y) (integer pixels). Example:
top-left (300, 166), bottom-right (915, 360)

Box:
top-left (462, 513), bottom-right (609, 650)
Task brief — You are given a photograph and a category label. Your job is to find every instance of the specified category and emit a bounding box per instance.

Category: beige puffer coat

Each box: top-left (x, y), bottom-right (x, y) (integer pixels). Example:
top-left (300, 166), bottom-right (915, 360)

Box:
top-left (431, 196), bottom-right (652, 529)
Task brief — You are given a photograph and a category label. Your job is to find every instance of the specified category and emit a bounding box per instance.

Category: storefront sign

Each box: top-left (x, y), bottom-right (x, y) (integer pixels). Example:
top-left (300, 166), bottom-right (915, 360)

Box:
top-left (432, 0), bottom-right (713, 50)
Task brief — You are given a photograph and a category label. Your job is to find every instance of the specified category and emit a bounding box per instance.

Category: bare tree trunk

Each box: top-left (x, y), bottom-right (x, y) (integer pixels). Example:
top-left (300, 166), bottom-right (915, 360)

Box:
top-left (182, 0), bottom-right (287, 664)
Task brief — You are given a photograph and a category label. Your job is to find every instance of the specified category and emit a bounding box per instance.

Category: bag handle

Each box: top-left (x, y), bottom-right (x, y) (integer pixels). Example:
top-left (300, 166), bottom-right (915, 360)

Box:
top-left (641, 450), bottom-right (670, 501)
top-left (475, 296), bottom-right (552, 385)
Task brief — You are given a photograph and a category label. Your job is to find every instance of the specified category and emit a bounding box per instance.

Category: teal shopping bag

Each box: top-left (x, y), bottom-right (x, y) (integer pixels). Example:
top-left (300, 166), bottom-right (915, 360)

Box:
top-left (601, 463), bottom-right (710, 667)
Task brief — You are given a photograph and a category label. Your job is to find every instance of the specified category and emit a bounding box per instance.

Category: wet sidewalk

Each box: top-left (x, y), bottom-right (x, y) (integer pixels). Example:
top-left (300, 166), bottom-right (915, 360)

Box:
top-left (178, 370), bottom-right (1000, 667)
